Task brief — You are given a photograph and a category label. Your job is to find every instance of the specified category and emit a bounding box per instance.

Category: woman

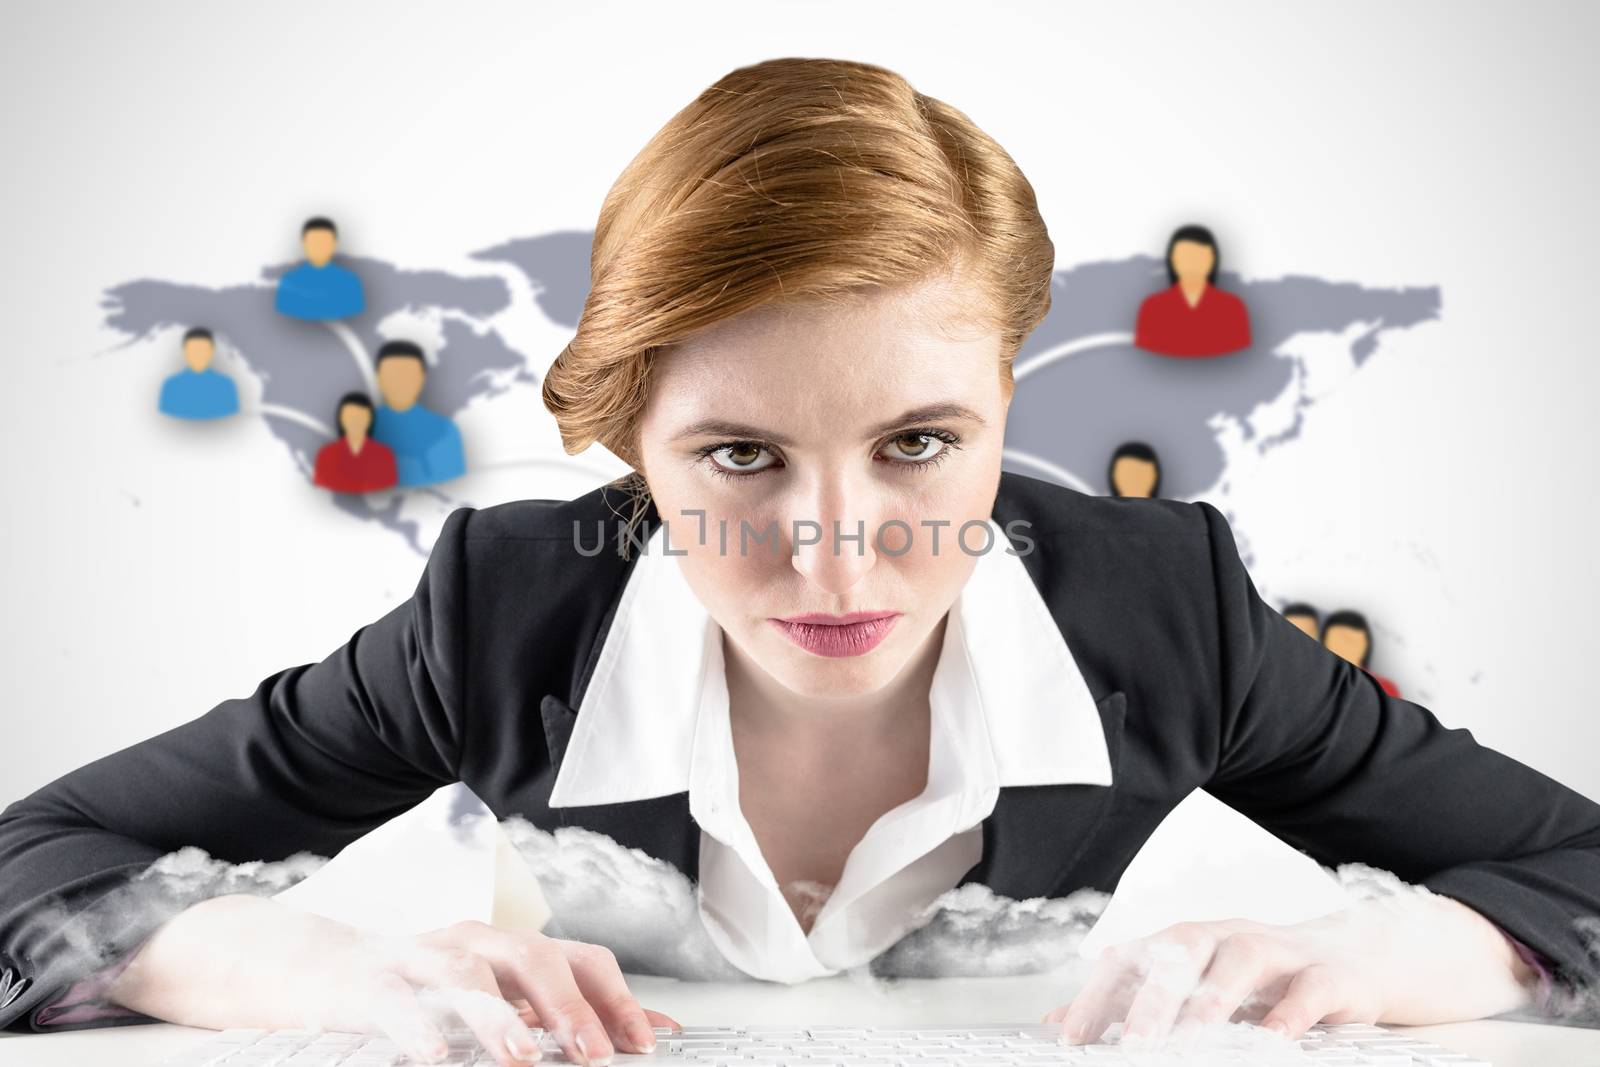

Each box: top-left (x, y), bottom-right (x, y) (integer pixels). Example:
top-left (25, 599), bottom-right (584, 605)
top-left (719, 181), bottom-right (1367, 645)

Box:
top-left (1106, 440), bottom-right (1161, 498)
top-left (2, 56), bottom-right (1597, 1067)
top-left (313, 391), bottom-right (400, 494)
top-left (1132, 224), bottom-right (1252, 358)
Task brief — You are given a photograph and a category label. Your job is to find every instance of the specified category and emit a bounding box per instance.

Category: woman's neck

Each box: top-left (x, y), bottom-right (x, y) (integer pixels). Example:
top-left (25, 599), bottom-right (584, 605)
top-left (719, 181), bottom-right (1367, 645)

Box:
top-left (724, 616), bottom-right (945, 934)
top-left (723, 613), bottom-right (946, 745)
top-left (345, 433), bottom-right (366, 454)
top-left (1178, 277), bottom-right (1208, 307)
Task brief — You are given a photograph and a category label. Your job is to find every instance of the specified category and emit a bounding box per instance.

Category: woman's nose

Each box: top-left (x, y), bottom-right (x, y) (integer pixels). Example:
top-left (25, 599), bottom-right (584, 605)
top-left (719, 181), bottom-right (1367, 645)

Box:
top-left (786, 488), bottom-right (881, 596)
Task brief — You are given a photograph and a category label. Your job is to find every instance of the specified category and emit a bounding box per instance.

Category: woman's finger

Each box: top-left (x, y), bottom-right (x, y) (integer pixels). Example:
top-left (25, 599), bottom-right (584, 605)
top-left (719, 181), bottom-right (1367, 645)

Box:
top-left (425, 986), bottom-right (547, 1067)
top-left (1056, 943), bottom-right (1146, 1045)
top-left (643, 1007), bottom-right (683, 1032)
top-left (557, 940), bottom-right (658, 1054)
top-left (362, 971), bottom-right (452, 1065)
top-left (1257, 963), bottom-right (1346, 1040)
top-left (1172, 932), bottom-right (1293, 1032)
top-left (483, 974), bottom-right (676, 1036)
top-left (401, 945), bottom-right (544, 1067)
top-left (1120, 937), bottom-right (1211, 1044)
top-left (494, 936), bottom-right (618, 1066)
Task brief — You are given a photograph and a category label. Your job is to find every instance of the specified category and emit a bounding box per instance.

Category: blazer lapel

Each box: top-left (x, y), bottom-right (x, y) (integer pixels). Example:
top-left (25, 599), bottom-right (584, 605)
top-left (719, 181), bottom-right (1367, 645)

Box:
top-left (959, 689), bottom-right (1128, 899)
top-left (539, 694), bottom-right (580, 771)
top-left (536, 694), bottom-right (701, 882)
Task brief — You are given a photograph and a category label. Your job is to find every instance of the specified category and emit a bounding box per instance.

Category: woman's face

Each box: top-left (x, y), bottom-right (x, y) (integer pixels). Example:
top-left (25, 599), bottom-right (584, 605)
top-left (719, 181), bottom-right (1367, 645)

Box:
top-left (340, 403), bottom-right (372, 438)
top-left (1170, 240), bottom-right (1215, 284)
top-left (1111, 456), bottom-right (1158, 498)
top-left (636, 274), bottom-right (1009, 701)
top-left (1323, 624), bottom-right (1370, 669)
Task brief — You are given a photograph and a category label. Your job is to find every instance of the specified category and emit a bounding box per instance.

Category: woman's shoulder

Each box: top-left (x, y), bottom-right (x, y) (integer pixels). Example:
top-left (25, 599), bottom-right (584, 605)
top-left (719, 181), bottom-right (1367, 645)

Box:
top-left (1208, 284), bottom-right (1248, 311)
top-left (420, 483), bottom-right (649, 689)
top-left (994, 469), bottom-right (1208, 543)
top-left (994, 473), bottom-right (1239, 712)
top-left (1135, 283), bottom-right (1179, 314)
top-left (430, 480), bottom-right (651, 608)
top-left (994, 471), bottom-right (1228, 608)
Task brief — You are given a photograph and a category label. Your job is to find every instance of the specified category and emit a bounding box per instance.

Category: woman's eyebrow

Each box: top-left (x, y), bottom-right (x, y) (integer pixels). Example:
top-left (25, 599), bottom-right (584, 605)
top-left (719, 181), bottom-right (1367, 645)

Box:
top-left (671, 402), bottom-right (987, 447)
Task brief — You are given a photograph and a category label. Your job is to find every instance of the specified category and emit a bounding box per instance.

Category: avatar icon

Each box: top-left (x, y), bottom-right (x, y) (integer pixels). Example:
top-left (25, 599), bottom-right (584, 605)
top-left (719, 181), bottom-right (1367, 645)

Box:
top-left (273, 216), bottom-right (366, 321)
top-left (1281, 602), bottom-right (1321, 641)
top-left (313, 392), bottom-right (398, 494)
top-left (1133, 224), bottom-right (1252, 358)
top-left (1107, 441), bottom-right (1161, 498)
top-left (370, 340), bottom-right (466, 488)
top-left (1322, 608), bottom-right (1402, 698)
top-left (157, 327), bottom-right (239, 420)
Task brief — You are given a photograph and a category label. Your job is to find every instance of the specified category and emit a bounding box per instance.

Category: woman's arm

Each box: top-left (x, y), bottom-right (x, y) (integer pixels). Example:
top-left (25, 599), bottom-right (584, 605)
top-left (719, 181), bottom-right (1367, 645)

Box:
top-left (0, 506), bottom-right (477, 1033)
top-left (1052, 500), bottom-right (1597, 1045)
top-left (1195, 499), bottom-right (1600, 1000)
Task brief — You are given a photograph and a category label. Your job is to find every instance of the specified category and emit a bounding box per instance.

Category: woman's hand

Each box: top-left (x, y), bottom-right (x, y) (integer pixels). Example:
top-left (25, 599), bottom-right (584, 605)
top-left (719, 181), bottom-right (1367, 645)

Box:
top-left (323, 918), bottom-right (683, 1066)
top-left (1042, 892), bottom-right (1539, 1047)
top-left (108, 896), bottom-right (681, 1067)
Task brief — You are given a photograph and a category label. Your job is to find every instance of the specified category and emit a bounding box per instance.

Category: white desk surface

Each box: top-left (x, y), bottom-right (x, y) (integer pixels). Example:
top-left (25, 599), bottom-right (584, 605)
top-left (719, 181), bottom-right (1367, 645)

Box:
top-left (2, 973), bottom-right (1597, 1066)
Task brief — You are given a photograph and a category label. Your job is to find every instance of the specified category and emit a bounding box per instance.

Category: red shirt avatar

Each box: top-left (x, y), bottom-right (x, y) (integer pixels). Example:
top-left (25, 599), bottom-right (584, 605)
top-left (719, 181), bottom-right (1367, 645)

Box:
top-left (313, 436), bottom-right (399, 494)
top-left (1134, 281), bottom-right (1252, 358)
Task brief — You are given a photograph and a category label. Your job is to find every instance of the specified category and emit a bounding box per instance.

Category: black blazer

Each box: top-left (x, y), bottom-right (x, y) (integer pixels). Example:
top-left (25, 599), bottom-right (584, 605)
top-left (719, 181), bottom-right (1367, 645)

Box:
top-left (4, 470), bottom-right (1599, 1032)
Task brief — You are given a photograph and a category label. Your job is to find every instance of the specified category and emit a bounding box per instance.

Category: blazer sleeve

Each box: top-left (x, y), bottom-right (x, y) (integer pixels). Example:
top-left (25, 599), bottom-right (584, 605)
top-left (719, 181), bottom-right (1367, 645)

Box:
top-left (1195, 500), bottom-right (1600, 1001)
top-left (0, 506), bottom-right (475, 1032)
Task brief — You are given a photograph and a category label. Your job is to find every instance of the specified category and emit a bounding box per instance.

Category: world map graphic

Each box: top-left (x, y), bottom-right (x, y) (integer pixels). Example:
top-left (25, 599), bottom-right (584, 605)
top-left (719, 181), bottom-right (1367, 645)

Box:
top-left (102, 234), bottom-right (1440, 558)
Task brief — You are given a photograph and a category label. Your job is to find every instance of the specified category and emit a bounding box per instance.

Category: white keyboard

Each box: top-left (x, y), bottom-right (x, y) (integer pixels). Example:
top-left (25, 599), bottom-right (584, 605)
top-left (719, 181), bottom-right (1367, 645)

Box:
top-left (150, 1023), bottom-right (1491, 1067)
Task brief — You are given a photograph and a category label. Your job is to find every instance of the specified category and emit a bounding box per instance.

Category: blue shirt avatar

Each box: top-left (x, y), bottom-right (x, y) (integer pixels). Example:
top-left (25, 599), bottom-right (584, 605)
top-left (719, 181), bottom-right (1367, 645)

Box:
top-left (371, 404), bottom-right (466, 487)
top-left (274, 261), bottom-right (366, 321)
top-left (158, 368), bottom-right (239, 420)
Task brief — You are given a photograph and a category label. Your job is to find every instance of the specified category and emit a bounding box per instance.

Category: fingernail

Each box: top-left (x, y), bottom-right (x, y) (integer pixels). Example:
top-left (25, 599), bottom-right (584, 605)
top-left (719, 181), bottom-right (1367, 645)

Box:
top-left (1265, 1019), bottom-right (1289, 1036)
top-left (507, 1031), bottom-right (543, 1062)
top-left (577, 1031), bottom-right (611, 1067)
top-left (629, 1020), bottom-right (658, 1053)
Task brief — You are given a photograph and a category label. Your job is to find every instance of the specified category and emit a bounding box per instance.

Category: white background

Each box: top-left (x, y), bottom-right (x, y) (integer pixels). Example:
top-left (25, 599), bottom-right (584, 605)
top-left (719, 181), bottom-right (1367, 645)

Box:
top-left (3, 1), bottom-right (1598, 931)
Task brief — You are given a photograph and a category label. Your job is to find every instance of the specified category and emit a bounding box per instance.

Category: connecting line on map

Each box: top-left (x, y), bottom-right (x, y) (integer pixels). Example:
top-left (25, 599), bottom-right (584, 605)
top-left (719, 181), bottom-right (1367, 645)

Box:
top-left (1001, 448), bottom-right (1096, 495)
top-left (1013, 331), bottom-right (1134, 382)
top-left (322, 321), bottom-right (381, 396)
top-left (253, 404), bottom-right (335, 439)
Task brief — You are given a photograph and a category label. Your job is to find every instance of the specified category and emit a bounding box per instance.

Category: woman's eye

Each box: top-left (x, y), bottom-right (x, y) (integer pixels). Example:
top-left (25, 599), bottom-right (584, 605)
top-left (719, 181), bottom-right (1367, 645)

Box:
top-left (879, 433), bottom-right (947, 465)
top-left (707, 443), bottom-right (778, 477)
top-left (701, 431), bottom-right (959, 480)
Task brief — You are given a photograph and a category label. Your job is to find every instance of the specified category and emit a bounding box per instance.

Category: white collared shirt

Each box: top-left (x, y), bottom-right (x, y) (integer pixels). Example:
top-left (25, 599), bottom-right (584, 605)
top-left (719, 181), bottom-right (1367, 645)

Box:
top-left (546, 519), bottom-right (1113, 983)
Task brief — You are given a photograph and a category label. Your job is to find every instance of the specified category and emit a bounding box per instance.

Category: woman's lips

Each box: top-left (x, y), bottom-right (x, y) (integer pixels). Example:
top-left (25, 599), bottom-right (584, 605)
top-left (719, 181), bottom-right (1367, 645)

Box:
top-left (769, 612), bottom-right (901, 657)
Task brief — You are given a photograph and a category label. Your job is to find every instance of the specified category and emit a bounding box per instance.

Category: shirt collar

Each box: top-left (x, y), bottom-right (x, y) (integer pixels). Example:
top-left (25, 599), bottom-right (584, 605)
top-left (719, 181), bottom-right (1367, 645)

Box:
top-left (546, 518), bottom-right (1113, 810)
